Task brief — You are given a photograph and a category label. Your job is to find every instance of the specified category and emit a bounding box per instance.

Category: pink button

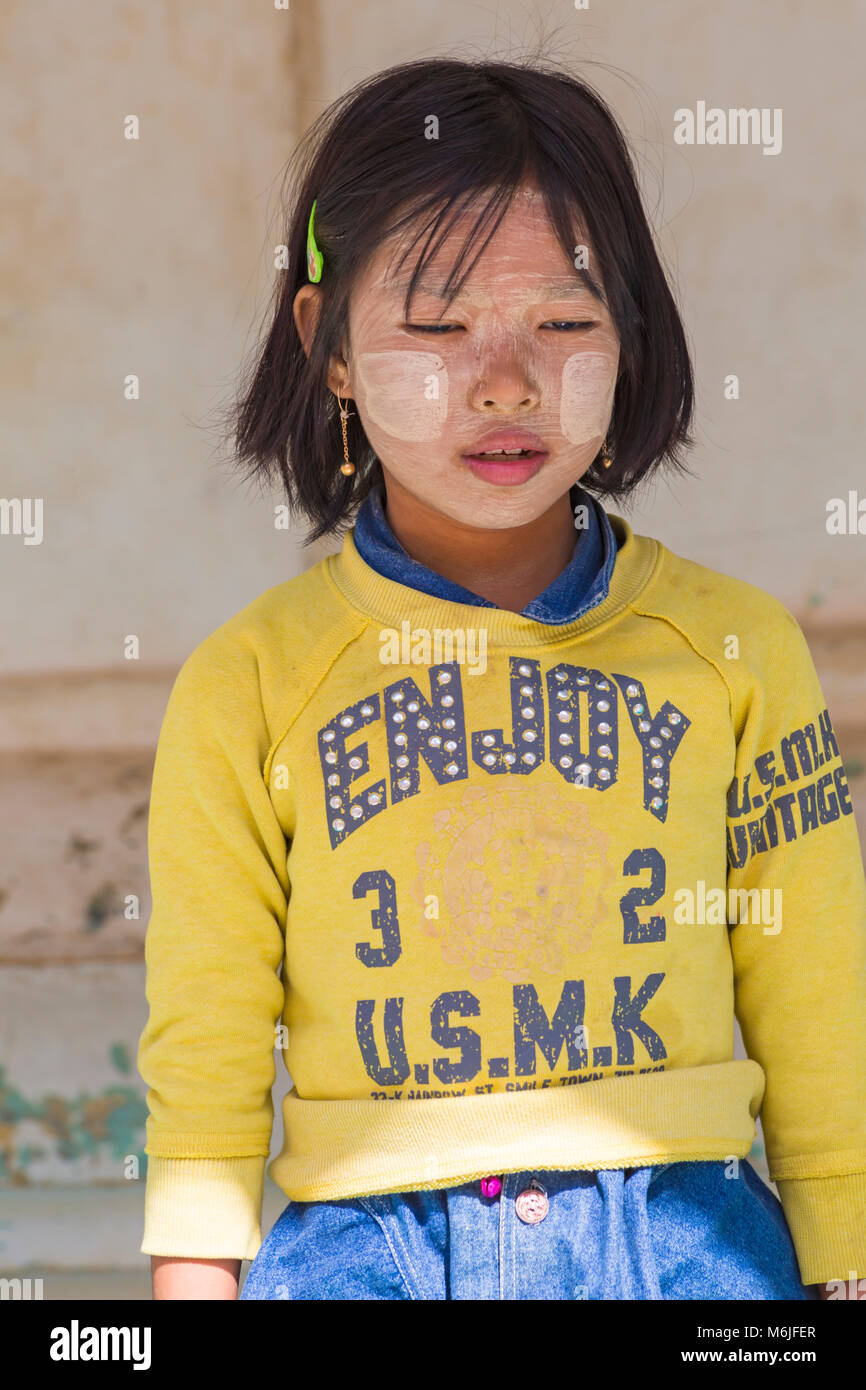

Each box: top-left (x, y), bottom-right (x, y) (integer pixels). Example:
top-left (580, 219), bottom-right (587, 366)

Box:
top-left (480, 1175), bottom-right (502, 1198)
top-left (515, 1179), bottom-right (548, 1224)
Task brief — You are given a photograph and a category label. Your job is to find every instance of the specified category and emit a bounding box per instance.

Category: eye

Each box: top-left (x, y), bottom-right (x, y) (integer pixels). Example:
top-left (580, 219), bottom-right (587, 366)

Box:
top-left (403, 322), bottom-right (464, 334)
top-left (541, 320), bottom-right (599, 331)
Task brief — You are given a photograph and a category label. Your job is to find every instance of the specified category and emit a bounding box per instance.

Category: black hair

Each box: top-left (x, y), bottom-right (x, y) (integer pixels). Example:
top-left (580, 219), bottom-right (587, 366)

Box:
top-left (227, 56), bottom-right (695, 545)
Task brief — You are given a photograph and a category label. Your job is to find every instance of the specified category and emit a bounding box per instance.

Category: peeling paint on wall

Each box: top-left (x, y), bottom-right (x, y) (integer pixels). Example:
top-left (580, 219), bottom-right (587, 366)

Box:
top-left (0, 1047), bottom-right (147, 1187)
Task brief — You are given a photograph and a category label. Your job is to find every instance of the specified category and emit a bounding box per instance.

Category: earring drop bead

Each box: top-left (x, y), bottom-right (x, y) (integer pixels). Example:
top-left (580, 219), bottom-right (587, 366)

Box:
top-left (337, 391), bottom-right (355, 476)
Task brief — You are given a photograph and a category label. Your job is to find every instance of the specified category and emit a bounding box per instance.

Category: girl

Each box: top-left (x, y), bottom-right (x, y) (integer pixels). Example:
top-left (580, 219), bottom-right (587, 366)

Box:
top-left (139, 57), bottom-right (866, 1301)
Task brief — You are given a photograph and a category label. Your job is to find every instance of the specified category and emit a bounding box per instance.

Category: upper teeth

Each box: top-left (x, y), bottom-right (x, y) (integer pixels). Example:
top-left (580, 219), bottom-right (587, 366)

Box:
top-left (478, 449), bottom-right (530, 457)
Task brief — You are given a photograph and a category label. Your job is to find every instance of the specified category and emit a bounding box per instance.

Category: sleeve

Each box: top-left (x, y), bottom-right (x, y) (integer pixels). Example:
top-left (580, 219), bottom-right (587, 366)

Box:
top-left (725, 605), bottom-right (866, 1285)
top-left (136, 632), bottom-right (290, 1260)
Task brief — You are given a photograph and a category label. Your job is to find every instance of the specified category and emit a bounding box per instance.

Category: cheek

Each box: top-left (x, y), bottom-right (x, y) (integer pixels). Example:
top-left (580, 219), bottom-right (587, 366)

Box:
top-left (354, 351), bottom-right (449, 443)
top-left (559, 353), bottom-right (618, 445)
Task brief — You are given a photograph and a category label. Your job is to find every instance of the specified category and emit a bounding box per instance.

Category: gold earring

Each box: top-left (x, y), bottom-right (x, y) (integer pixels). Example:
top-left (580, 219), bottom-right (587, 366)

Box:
top-left (337, 390), bottom-right (355, 476)
top-left (600, 435), bottom-right (613, 470)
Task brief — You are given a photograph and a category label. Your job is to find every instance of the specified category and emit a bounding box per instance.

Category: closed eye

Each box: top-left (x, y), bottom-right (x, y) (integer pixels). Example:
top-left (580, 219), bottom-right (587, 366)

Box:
top-left (403, 322), bottom-right (464, 334)
top-left (541, 320), bottom-right (599, 331)
top-left (404, 319), bottom-right (600, 334)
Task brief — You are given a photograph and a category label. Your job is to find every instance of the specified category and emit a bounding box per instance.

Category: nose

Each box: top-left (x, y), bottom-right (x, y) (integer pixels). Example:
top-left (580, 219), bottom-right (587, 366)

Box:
top-left (469, 345), bottom-right (541, 414)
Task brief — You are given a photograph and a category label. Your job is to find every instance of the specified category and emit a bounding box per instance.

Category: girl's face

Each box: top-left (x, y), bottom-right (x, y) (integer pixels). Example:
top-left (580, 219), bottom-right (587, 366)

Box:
top-left (338, 187), bottom-right (620, 531)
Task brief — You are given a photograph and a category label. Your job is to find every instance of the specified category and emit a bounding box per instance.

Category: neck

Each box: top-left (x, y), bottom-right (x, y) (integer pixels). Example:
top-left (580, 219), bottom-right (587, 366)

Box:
top-left (380, 475), bottom-right (578, 614)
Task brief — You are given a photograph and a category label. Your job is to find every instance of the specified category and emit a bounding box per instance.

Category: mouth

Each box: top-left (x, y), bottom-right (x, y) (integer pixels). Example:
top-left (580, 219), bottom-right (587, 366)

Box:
top-left (461, 430), bottom-right (548, 483)
top-left (468, 447), bottom-right (543, 459)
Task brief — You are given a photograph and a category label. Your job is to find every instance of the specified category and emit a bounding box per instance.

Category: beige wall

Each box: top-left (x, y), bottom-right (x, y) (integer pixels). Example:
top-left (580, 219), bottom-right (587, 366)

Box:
top-left (1, 0), bottom-right (864, 1290)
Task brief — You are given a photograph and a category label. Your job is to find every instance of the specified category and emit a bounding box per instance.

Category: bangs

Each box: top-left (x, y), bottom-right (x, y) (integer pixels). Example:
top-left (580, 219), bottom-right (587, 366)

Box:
top-left (376, 168), bottom-right (610, 325)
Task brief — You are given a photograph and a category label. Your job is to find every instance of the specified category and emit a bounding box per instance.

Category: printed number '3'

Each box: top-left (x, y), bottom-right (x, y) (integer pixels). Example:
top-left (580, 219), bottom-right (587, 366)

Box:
top-left (354, 869), bottom-right (403, 967)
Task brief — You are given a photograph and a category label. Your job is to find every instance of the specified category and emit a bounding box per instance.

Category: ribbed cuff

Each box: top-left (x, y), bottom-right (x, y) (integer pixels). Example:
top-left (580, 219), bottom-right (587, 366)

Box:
top-left (140, 1155), bottom-right (267, 1260)
top-left (775, 1171), bottom-right (866, 1286)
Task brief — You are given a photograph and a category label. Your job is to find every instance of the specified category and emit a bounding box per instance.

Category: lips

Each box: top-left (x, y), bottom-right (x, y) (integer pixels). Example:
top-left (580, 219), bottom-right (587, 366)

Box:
top-left (462, 428), bottom-right (548, 460)
top-left (461, 427), bottom-right (549, 486)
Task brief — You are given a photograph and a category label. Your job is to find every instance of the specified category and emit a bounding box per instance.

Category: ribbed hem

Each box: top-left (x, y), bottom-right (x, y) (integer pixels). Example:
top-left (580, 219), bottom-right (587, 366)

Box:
top-left (268, 1059), bottom-right (765, 1201)
top-left (775, 1172), bottom-right (866, 1286)
top-left (323, 513), bottom-right (662, 647)
top-left (140, 1155), bottom-right (266, 1260)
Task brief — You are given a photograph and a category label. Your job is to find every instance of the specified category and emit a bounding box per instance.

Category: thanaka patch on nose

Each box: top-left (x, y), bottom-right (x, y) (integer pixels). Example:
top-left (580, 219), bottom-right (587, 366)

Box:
top-left (560, 353), bottom-right (617, 446)
top-left (355, 352), bottom-right (449, 442)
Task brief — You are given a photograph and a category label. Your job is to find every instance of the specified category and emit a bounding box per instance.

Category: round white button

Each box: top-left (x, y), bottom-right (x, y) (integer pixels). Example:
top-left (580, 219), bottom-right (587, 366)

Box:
top-left (515, 1179), bottom-right (548, 1224)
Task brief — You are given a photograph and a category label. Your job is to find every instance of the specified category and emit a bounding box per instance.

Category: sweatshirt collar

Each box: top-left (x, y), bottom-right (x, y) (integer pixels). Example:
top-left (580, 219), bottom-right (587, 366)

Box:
top-left (353, 482), bottom-right (617, 625)
top-left (327, 505), bottom-right (660, 649)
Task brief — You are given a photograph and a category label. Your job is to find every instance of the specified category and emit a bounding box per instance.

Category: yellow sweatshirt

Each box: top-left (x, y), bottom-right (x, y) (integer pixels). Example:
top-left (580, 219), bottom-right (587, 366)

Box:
top-left (137, 513), bottom-right (866, 1284)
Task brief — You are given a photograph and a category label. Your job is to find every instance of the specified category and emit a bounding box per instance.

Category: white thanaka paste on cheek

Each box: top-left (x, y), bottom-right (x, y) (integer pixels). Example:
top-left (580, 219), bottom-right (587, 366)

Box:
top-left (560, 353), bottom-right (618, 445)
top-left (355, 351), bottom-right (449, 442)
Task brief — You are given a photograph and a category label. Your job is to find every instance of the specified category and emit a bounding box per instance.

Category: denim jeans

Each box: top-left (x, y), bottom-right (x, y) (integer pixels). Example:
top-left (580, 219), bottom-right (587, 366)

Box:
top-left (240, 1160), bottom-right (819, 1300)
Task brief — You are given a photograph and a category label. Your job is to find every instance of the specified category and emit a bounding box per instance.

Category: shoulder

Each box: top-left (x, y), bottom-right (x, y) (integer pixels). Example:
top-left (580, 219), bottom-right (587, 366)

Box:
top-left (624, 529), bottom-right (823, 730)
top-left (633, 531), bottom-right (808, 659)
top-left (164, 554), bottom-right (358, 736)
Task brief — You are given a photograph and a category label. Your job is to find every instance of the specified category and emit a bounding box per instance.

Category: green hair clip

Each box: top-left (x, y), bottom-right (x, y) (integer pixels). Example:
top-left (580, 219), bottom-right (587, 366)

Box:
top-left (306, 198), bottom-right (323, 283)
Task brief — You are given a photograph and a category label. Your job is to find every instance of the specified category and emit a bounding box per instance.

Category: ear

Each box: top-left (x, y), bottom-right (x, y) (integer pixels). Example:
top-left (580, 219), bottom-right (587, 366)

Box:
top-left (293, 284), bottom-right (350, 397)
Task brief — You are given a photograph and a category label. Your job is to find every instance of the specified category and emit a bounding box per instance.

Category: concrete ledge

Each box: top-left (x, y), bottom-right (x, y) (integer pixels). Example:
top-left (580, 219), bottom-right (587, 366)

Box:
top-left (0, 1176), bottom-right (288, 1276)
top-left (0, 669), bottom-right (176, 754)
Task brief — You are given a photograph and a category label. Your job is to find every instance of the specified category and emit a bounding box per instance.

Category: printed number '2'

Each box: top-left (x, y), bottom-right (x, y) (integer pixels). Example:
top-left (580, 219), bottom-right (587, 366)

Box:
top-left (354, 869), bottom-right (402, 967)
top-left (619, 848), bottom-right (666, 944)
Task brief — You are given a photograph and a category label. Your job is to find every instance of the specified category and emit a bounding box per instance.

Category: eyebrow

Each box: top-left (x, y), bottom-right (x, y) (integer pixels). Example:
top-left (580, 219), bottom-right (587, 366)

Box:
top-left (398, 274), bottom-right (603, 302)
